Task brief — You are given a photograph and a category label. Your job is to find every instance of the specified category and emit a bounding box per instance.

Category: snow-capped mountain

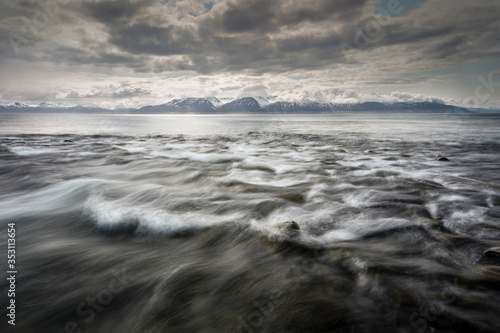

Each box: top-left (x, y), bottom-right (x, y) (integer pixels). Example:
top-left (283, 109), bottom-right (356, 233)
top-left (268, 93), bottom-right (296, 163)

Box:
top-left (135, 98), bottom-right (472, 114)
top-left (0, 102), bottom-right (111, 113)
top-left (264, 101), bottom-right (332, 113)
top-left (218, 97), bottom-right (262, 113)
top-left (138, 97), bottom-right (219, 113)
top-left (254, 96), bottom-right (275, 107)
top-left (330, 101), bottom-right (472, 113)
top-left (0, 97), bottom-right (476, 114)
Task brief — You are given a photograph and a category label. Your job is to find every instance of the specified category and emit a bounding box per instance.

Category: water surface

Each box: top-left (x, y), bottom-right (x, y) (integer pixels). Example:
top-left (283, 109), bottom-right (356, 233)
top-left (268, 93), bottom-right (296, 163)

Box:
top-left (1, 113), bottom-right (500, 332)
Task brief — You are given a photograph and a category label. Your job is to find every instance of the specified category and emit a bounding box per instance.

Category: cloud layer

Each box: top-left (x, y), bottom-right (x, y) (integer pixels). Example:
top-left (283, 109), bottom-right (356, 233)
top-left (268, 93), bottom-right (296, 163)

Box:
top-left (0, 0), bottom-right (499, 107)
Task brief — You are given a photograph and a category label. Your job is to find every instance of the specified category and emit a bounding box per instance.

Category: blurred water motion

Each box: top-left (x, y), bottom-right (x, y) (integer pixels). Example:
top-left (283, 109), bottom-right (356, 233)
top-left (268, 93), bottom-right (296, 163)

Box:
top-left (1, 114), bottom-right (500, 332)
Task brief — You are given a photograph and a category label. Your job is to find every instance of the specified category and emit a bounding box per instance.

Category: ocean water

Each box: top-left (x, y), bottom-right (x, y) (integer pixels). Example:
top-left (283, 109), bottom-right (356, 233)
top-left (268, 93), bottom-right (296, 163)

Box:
top-left (1, 113), bottom-right (500, 332)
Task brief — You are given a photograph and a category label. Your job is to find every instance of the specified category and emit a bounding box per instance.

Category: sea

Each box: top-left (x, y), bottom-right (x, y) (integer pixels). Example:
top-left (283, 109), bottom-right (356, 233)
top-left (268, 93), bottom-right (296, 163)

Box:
top-left (1, 113), bottom-right (500, 333)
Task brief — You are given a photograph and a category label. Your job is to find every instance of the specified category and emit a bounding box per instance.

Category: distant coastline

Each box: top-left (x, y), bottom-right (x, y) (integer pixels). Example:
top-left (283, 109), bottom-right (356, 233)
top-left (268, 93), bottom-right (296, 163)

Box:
top-left (1, 97), bottom-right (494, 114)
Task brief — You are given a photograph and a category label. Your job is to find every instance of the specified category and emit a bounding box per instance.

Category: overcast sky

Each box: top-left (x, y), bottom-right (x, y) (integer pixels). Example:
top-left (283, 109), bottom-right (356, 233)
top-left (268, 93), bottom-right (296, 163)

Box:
top-left (1, 0), bottom-right (499, 108)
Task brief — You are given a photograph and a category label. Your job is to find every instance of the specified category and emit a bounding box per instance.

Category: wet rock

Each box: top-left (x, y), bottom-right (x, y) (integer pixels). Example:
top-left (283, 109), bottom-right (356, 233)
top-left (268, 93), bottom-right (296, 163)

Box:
top-left (277, 221), bottom-right (300, 236)
top-left (483, 247), bottom-right (500, 259)
top-left (279, 192), bottom-right (305, 204)
top-left (435, 155), bottom-right (450, 161)
top-left (241, 164), bottom-right (275, 173)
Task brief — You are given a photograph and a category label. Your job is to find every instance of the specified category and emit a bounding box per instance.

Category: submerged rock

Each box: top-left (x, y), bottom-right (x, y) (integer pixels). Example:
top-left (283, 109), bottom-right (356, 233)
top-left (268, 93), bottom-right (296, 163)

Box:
top-left (474, 266), bottom-right (500, 281)
top-left (435, 155), bottom-right (450, 161)
top-left (279, 192), bottom-right (305, 203)
top-left (63, 139), bottom-right (73, 143)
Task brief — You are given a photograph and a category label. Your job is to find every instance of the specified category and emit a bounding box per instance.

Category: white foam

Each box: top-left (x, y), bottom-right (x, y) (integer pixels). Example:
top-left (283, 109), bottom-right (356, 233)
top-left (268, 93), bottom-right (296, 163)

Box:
top-left (241, 157), bottom-right (303, 174)
top-left (272, 163), bottom-right (304, 174)
top-left (337, 160), bottom-right (366, 168)
top-left (334, 216), bottom-right (415, 237)
top-left (241, 156), bottom-right (277, 172)
top-left (306, 183), bottom-right (330, 201)
top-left (223, 169), bottom-right (307, 187)
top-left (164, 143), bottom-right (201, 150)
top-left (151, 151), bottom-right (244, 163)
top-left (10, 146), bottom-right (64, 156)
top-left (320, 229), bottom-right (360, 242)
top-left (58, 152), bottom-right (104, 162)
top-left (69, 152), bottom-right (101, 157)
top-left (84, 195), bottom-right (243, 235)
top-left (426, 203), bottom-right (439, 220)
top-left (351, 170), bottom-right (377, 176)
top-left (0, 178), bottom-right (108, 220)
top-left (437, 195), bottom-right (471, 202)
top-left (280, 152), bottom-right (317, 162)
top-left (343, 190), bottom-right (380, 208)
top-left (334, 183), bottom-right (359, 190)
top-left (447, 207), bottom-right (487, 224)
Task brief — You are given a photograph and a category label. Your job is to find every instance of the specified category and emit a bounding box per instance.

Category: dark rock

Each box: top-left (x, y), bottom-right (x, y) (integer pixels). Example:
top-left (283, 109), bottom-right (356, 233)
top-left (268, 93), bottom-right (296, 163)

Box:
top-left (483, 247), bottom-right (500, 259)
top-left (435, 155), bottom-right (450, 161)
top-left (63, 140), bottom-right (73, 143)
top-left (279, 192), bottom-right (305, 203)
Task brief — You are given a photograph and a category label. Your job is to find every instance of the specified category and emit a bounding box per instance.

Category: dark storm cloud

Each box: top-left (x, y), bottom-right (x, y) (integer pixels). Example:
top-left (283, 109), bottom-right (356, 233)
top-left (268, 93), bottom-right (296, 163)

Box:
top-left (109, 24), bottom-right (198, 56)
top-left (1, 0), bottom-right (499, 75)
top-left (80, 0), bottom-right (157, 23)
top-left (92, 0), bottom-right (368, 72)
top-left (215, 0), bottom-right (366, 33)
top-left (361, 1), bottom-right (499, 69)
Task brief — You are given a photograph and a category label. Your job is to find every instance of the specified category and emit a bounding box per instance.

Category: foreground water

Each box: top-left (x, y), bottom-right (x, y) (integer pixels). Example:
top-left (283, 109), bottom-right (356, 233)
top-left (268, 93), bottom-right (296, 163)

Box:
top-left (1, 113), bottom-right (500, 332)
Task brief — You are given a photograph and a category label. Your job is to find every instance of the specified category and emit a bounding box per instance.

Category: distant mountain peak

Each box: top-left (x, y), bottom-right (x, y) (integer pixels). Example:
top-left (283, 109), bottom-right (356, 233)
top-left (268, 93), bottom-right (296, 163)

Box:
top-left (0, 97), bottom-right (478, 114)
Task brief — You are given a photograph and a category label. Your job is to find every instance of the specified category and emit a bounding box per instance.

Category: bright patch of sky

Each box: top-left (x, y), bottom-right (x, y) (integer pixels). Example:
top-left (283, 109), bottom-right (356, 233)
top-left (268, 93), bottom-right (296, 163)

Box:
top-left (204, 2), bottom-right (215, 10)
top-left (400, 61), bottom-right (500, 80)
top-left (374, 0), bottom-right (426, 16)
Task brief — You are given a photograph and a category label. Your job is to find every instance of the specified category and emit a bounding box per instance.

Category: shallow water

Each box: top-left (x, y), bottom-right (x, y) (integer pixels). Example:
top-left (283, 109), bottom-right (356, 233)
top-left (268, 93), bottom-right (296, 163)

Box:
top-left (1, 113), bottom-right (500, 332)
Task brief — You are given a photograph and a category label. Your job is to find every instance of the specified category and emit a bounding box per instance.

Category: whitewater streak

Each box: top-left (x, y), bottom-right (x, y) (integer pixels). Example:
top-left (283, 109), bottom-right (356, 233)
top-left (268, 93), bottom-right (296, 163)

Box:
top-left (1, 114), bottom-right (500, 332)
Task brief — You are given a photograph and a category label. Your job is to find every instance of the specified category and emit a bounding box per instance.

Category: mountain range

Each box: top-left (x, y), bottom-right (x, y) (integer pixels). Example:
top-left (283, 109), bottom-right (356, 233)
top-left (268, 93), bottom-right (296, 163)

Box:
top-left (0, 97), bottom-right (487, 114)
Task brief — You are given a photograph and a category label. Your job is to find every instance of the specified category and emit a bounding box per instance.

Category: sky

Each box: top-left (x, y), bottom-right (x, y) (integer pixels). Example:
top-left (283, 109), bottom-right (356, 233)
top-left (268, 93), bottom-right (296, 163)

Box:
top-left (0, 0), bottom-right (499, 109)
